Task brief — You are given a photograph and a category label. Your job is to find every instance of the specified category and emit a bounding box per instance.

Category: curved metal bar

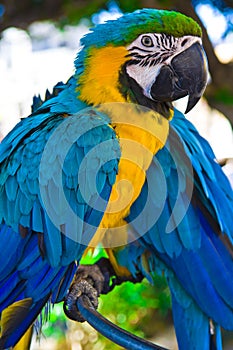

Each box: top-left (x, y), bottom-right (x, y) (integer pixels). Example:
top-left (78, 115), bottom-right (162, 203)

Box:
top-left (77, 295), bottom-right (169, 350)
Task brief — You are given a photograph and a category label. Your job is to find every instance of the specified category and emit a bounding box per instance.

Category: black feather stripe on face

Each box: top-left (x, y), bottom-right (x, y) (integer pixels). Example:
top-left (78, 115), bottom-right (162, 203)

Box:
top-left (127, 33), bottom-right (177, 68)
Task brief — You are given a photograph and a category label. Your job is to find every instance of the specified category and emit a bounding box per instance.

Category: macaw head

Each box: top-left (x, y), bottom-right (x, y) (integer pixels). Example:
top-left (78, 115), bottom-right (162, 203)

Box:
top-left (75, 9), bottom-right (208, 119)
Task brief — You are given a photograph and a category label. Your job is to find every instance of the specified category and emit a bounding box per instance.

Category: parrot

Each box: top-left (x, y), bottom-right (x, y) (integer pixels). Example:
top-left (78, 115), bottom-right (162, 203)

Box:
top-left (0, 7), bottom-right (233, 350)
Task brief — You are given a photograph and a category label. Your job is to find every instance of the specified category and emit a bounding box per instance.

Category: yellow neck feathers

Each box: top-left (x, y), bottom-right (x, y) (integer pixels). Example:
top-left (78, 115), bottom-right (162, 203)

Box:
top-left (77, 45), bottom-right (129, 105)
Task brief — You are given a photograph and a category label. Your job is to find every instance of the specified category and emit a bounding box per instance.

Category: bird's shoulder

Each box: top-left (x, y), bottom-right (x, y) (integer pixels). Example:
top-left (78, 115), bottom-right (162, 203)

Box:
top-left (0, 90), bottom-right (121, 249)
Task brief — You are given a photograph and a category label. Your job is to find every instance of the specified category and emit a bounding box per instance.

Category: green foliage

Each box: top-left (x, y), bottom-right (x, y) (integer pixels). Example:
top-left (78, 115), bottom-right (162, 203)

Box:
top-left (213, 88), bottom-right (233, 105)
top-left (61, 0), bottom-right (107, 26)
top-left (80, 247), bottom-right (109, 264)
top-left (42, 304), bottom-right (68, 341)
top-left (116, 0), bottom-right (141, 12)
top-left (59, 0), bottom-right (140, 27)
top-left (100, 275), bottom-right (171, 338)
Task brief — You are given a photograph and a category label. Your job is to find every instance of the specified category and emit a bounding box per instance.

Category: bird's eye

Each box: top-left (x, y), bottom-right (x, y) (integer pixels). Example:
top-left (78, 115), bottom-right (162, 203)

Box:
top-left (141, 35), bottom-right (153, 47)
top-left (181, 38), bottom-right (188, 47)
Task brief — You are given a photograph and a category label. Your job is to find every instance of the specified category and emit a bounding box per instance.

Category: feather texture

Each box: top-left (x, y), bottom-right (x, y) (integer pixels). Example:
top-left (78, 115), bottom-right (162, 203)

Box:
top-left (116, 109), bottom-right (233, 349)
top-left (0, 89), bottom-right (119, 347)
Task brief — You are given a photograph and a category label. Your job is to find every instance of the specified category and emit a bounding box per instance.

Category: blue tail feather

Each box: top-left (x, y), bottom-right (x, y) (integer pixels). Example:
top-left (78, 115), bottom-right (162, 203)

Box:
top-left (171, 287), bottom-right (218, 350)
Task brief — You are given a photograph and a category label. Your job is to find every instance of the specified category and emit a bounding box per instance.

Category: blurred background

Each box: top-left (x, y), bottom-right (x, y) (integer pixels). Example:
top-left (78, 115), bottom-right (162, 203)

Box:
top-left (0, 0), bottom-right (233, 349)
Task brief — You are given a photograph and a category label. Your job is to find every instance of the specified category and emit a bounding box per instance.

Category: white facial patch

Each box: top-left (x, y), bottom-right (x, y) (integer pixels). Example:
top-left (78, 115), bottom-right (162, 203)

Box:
top-left (126, 63), bottom-right (162, 98)
top-left (126, 33), bottom-right (202, 99)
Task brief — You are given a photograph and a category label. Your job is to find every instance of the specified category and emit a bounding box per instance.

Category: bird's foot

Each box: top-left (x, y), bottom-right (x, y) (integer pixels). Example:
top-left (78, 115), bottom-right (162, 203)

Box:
top-left (63, 258), bottom-right (143, 322)
top-left (63, 262), bottom-right (105, 322)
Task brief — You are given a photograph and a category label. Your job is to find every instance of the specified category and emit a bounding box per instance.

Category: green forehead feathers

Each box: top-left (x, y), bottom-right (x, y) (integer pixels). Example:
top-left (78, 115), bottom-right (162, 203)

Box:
top-left (81, 8), bottom-right (202, 48)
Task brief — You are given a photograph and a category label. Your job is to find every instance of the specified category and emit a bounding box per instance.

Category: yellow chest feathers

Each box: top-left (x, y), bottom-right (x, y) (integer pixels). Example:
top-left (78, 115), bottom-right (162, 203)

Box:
top-left (90, 104), bottom-right (169, 247)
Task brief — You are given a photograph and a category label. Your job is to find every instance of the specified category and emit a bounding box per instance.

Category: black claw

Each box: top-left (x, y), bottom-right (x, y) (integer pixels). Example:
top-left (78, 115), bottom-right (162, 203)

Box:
top-left (63, 279), bottom-right (98, 322)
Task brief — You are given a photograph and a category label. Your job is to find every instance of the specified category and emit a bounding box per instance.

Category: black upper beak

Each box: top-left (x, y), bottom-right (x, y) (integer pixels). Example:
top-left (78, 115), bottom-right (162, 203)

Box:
top-left (150, 42), bottom-right (208, 113)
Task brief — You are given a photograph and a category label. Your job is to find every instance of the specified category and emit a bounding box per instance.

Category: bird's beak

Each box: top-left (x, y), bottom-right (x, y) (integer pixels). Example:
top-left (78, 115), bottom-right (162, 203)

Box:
top-left (150, 42), bottom-right (208, 113)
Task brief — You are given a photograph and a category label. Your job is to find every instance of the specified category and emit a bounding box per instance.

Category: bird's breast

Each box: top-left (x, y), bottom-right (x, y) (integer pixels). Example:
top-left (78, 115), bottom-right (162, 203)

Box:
top-left (90, 104), bottom-right (169, 248)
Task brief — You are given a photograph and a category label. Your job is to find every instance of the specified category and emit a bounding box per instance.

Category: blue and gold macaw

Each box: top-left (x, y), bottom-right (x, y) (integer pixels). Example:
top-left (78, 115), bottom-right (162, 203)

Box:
top-left (0, 8), bottom-right (233, 350)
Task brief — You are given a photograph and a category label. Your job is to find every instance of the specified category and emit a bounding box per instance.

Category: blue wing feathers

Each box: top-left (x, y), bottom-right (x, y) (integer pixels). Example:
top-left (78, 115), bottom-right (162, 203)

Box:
top-left (0, 88), bottom-right (119, 347)
top-left (123, 109), bottom-right (233, 349)
top-left (52, 262), bottom-right (77, 303)
top-left (0, 271), bottom-right (22, 305)
top-left (171, 288), bottom-right (211, 350)
top-left (5, 176), bottom-right (18, 201)
top-left (0, 283), bottom-right (26, 313)
top-left (199, 228), bottom-right (233, 309)
top-left (31, 199), bottom-right (44, 232)
top-left (157, 201), bottom-right (183, 258)
top-left (17, 236), bottom-right (41, 271)
top-left (43, 214), bottom-right (63, 267)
